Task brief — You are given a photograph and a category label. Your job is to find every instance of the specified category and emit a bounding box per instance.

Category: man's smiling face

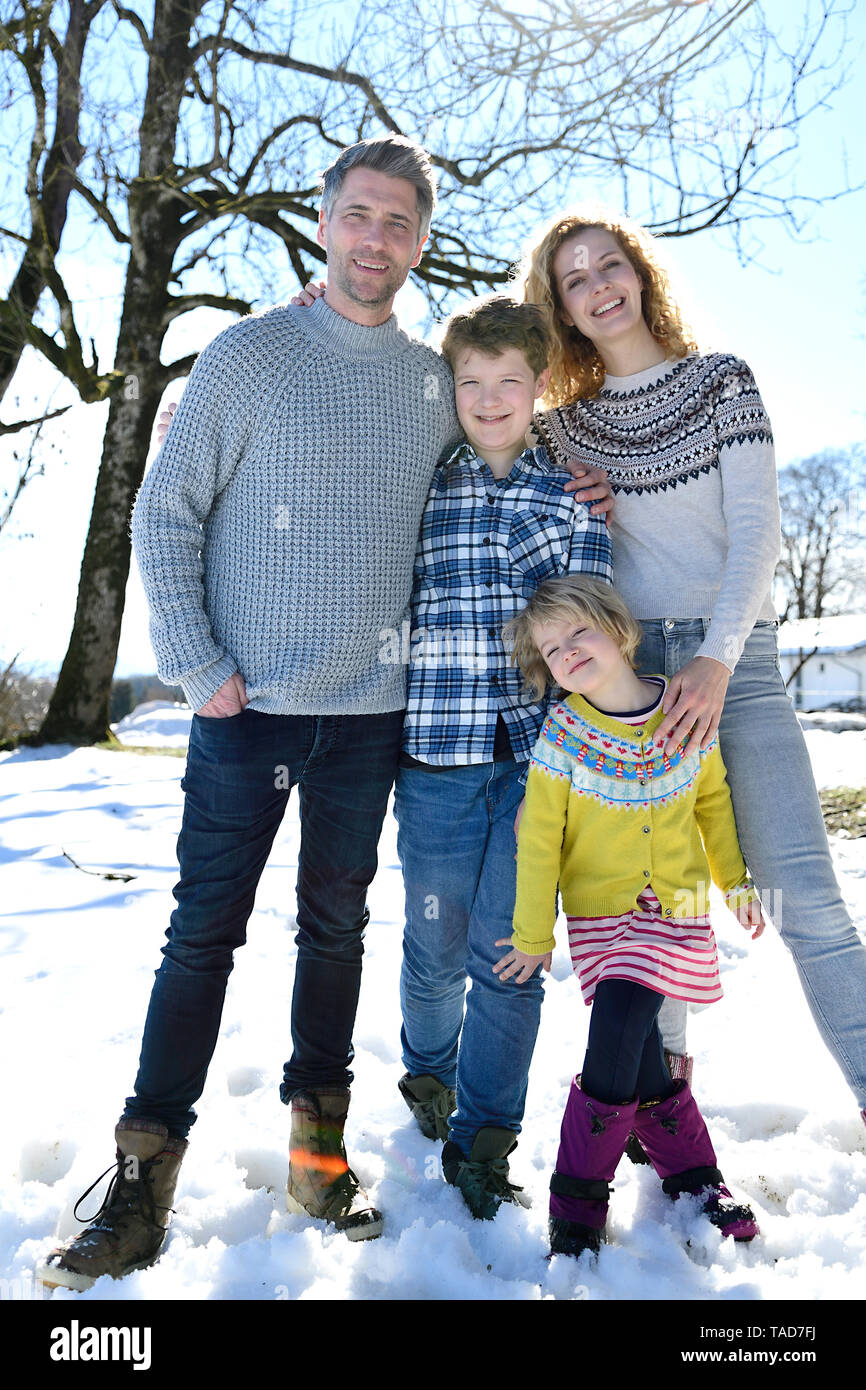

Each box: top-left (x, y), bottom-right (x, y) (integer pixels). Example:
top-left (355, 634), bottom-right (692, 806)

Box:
top-left (317, 167), bottom-right (426, 322)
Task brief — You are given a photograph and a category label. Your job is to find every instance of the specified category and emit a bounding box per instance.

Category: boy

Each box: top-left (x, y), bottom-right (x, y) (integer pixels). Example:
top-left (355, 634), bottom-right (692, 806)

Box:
top-left (394, 294), bottom-right (613, 1218)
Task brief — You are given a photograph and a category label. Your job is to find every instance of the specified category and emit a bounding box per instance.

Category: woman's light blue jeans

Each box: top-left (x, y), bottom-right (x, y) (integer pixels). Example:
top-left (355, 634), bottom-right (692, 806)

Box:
top-left (393, 759), bottom-right (543, 1154)
top-left (637, 618), bottom-right (866, 1111)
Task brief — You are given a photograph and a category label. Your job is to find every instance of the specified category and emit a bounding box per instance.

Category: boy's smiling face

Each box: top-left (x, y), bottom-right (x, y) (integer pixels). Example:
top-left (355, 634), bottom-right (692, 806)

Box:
top-left (452, 346), bottom-right (549, 477)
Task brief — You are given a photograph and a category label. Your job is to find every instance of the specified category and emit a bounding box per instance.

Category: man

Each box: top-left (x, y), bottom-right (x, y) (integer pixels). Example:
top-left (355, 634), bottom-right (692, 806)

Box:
top-left (39, 135), bottom-right (610, 1290)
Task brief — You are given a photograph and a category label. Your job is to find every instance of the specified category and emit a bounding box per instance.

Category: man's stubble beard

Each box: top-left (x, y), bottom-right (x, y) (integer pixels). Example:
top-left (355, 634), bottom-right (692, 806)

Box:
top-left (330, 250), bottom-right (407, 310)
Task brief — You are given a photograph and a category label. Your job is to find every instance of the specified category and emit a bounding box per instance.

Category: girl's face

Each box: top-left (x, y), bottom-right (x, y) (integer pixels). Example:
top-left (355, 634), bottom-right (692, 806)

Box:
top-left (533, 612), bottom-right (626, 698)
top-left (552, 227), bottom-right (645, 349)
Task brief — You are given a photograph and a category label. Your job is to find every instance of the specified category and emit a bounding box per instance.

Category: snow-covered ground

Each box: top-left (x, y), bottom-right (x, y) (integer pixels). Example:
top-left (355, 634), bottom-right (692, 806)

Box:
top-left (1, 704), bottom-right (864, 1308)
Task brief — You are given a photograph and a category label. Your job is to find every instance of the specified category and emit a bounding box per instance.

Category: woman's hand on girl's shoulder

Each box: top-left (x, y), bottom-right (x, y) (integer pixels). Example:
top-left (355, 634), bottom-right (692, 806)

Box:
top-left (655, 655), bottom-right (731, 759)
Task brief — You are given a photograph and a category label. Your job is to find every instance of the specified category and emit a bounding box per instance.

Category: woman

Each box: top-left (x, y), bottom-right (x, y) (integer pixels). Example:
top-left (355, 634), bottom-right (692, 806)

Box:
top-left (517, 206), bottom-right (866, 1127)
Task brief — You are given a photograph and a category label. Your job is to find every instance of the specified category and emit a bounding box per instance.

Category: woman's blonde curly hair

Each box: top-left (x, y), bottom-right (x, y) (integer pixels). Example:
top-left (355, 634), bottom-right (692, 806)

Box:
top-left (513, 205), bottom-right (698, 408)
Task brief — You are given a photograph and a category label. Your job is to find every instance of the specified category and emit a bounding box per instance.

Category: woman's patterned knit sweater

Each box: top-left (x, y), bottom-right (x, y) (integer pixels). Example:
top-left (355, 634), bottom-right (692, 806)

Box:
top-left (535, 352), bottom-right (780, 671)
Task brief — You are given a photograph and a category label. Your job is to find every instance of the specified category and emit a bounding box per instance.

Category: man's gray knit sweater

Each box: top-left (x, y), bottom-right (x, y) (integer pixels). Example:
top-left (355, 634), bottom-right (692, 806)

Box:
top-left (131, 297), bottom-right (460, 713)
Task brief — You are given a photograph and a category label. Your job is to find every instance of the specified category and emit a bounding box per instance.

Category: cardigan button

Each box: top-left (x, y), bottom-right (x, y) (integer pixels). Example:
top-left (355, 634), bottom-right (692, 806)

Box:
top-left (643, 870), bottom-right (650, 878)
top-left (642, 825), bottom-right (650, 834)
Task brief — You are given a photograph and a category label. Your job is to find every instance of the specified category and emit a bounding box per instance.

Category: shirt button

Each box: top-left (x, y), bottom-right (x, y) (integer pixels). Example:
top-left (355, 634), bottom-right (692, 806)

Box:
top-left (488, 627), bottom-right (497, 638)
top-left (482, 537), bottom-right (491, 545)
top-left (485, 580), bottom-right (494, 588)
top-left (487, 495), bottom-right (496, 505)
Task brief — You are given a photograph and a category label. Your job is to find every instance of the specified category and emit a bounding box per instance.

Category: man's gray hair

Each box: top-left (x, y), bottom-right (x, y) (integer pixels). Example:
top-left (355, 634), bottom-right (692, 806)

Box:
top-left (319, 135), bottom-right (437, 241)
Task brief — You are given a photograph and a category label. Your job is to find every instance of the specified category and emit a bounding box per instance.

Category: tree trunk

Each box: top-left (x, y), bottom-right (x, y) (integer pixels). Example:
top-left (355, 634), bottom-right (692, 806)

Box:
top-left (38, 0), bottom-right (204, 743)
top-left (38, 294), bottom-right (170, 743)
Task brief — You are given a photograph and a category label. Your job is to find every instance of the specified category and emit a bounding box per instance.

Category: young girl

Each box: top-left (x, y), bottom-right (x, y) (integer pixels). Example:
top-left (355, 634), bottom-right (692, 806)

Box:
top-left (496, 575), bottom-right (765, 1258)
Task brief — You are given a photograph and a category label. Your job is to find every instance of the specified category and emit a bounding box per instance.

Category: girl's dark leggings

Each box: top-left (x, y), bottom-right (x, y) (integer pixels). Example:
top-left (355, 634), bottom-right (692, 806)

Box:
top-left (580, 978), bottom-right (677, 1104)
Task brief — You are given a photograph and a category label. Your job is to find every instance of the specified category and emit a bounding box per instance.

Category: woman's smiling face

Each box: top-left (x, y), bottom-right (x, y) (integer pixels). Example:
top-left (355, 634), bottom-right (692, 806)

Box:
top-left (553, 226), bottom-right (645, 348)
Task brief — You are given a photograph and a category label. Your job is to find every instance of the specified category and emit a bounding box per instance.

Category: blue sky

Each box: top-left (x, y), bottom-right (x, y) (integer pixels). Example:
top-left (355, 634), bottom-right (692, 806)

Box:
top-left (1, 0), bottom-right (864, 679)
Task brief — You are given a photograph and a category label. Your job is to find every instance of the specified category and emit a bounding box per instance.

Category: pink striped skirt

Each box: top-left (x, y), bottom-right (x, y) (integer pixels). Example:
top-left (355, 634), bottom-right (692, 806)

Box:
top-left (566, 886), bottom-right (723, 1006)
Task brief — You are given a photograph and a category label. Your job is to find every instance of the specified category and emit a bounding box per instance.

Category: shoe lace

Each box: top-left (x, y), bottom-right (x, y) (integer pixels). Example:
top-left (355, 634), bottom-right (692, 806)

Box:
top-left (457, 1156), bottom-right (523, 1208)
top-left (430, 1088), bottom-right (455, 1127)
top-left (586, 1100), bottom-right (619, 1136)
top-left (73, 1155), bottom-right (164, 1232)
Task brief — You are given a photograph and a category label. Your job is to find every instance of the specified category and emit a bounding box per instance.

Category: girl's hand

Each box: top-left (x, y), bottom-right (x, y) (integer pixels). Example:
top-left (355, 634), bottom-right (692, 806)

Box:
top-left (735, 899), bottom-right (765, 941)
top-left (653, 656), bottom-right (731, 759)
top-left (562, 462), bottom-right (614, 523)
top-left (493, 941), bottom-right (552, 984)
top-left (290, 279), bottom-right (326, 308)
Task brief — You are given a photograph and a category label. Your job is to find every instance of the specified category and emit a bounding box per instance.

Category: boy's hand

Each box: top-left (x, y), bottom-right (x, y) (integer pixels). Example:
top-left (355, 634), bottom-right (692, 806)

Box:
top-left (156, 401), bottom-right (178, 443)
top-left (513, 796), bottom-right (525, 842)
top-left (493, 940), bottom-right (552, 983)
top-left (735, 899), bottom-right (765, 940)
top-left (562, 462), bottom-right (614, 523)
top-left (290, 279), bottom-right (326, 307)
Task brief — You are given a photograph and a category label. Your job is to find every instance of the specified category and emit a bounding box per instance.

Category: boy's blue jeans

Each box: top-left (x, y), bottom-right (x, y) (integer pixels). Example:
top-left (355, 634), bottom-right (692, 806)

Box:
top-left (639, 618), bottom-right (866, 1111)
top-left (122, 707), bottom-right (404, 1139)
top-left (393, 759), bottom-right (543, 1155)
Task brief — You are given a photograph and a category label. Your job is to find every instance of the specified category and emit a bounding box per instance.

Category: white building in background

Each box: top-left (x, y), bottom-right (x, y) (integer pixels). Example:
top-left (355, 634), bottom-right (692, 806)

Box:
top-left (778, 615), bottom-right (866, 711)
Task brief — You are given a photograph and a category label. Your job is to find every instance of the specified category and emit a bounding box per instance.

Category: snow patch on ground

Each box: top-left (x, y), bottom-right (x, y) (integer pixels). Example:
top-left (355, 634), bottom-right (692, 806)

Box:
top-left (1, 711), bottom-right (864, 1303)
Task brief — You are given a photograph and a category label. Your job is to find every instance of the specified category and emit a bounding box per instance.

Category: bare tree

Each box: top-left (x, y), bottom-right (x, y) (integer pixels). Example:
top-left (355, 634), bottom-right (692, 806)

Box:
top-left (0, 395), bottom-right (63, 532)
top-left (776, 447), bottom-right (866, 623)
top-left (0, 0), bottom-right (858, 742)
top-left (0, 0), bottom-right (110, 413)
top-left (776, 445), bottom-right (866, 687)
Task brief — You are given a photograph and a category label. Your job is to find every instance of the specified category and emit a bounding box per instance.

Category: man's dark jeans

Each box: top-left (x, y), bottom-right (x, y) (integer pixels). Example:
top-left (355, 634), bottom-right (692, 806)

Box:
top-left (122, 707), bottom-right (404, 1140)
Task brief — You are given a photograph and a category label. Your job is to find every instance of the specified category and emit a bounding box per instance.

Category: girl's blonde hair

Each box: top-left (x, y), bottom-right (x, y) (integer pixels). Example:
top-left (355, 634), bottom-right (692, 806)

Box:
top-left (504, 576), bottom-right (643, 701)
top-left (513, 205), bottom-right (698, 407)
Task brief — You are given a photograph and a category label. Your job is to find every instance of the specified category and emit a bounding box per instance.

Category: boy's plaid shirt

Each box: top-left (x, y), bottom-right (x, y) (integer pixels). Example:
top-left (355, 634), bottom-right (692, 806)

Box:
top-left (402, 441), bottom-right (613, 764)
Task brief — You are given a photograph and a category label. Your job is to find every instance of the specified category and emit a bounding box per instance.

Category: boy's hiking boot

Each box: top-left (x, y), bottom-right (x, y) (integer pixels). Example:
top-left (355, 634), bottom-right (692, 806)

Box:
top-left (286, 1087), bottom-right (383, 1241)
top-left (398, 1072), bottom-right (456, 1142)
top-left (36, 1119), bottom-right (187, 1291)
top-left (442, 1126), bottom-right (529, 1220)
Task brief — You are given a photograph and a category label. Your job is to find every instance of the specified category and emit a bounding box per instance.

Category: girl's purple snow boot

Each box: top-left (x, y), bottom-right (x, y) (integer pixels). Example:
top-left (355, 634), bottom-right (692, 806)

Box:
top-left (631, 1081), bottom-right (759, 1242)
top-left (548, 1079), bottom-right (639, 1258)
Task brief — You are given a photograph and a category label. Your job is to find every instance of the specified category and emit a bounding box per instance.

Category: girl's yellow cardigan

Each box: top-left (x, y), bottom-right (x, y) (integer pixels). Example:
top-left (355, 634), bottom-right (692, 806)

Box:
top-left (512, 690), bottom-right (757, 955)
